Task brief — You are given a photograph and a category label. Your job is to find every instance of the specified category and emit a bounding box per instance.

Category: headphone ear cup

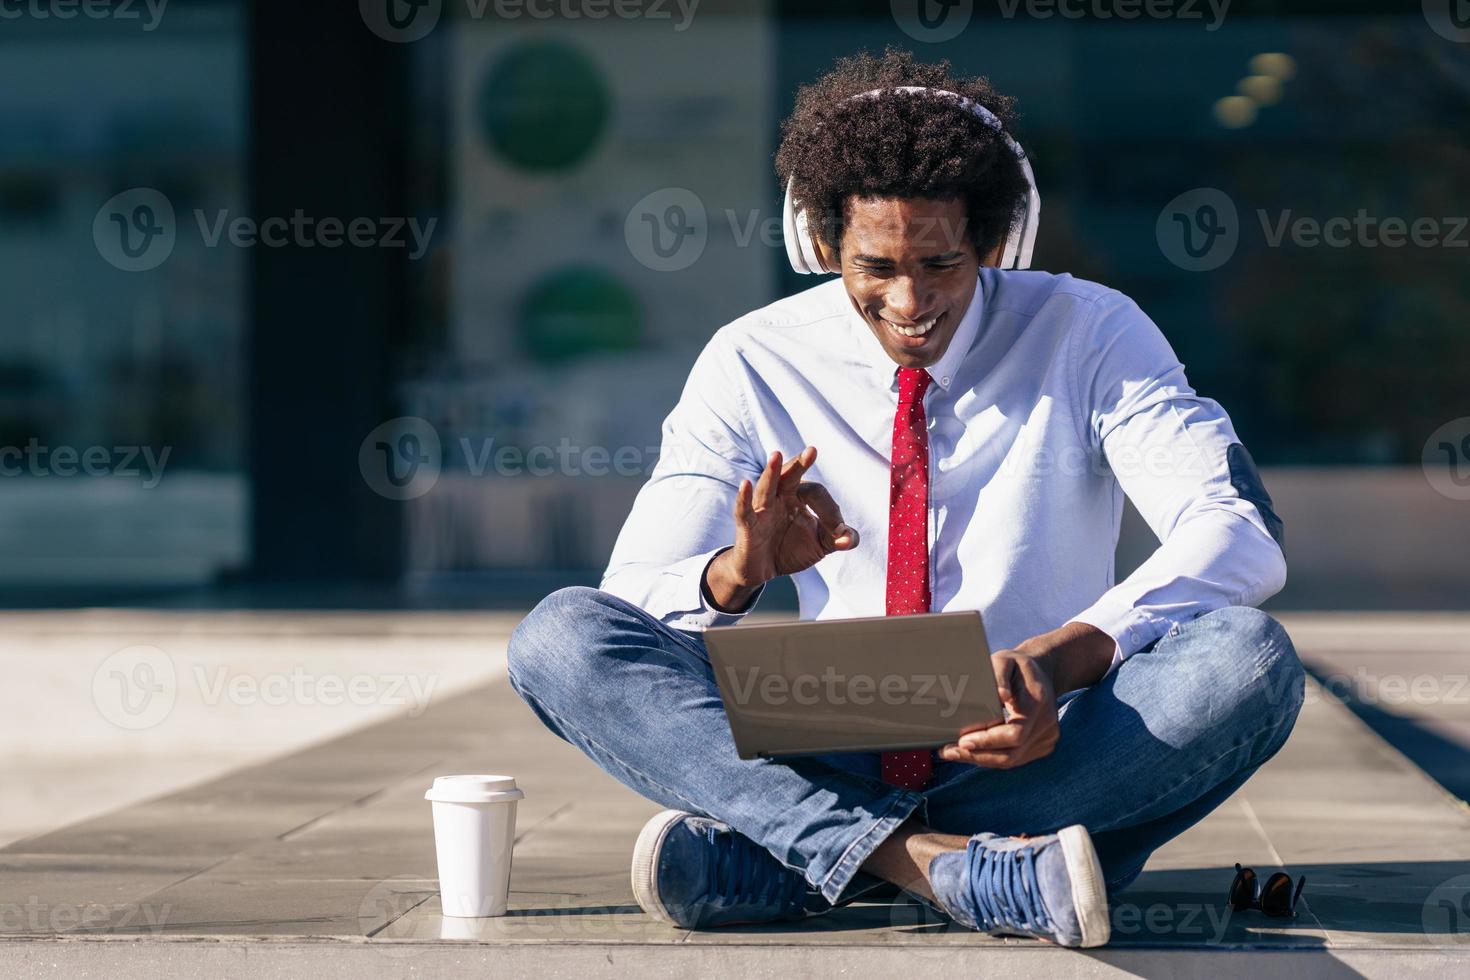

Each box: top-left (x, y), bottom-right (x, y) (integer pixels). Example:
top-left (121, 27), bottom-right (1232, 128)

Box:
top-left (782, 179), bottom-right (810, 274)
top-left (783, 179), bottom-right (820, 274)
top-left (782, 178), bottom-right (831, 275)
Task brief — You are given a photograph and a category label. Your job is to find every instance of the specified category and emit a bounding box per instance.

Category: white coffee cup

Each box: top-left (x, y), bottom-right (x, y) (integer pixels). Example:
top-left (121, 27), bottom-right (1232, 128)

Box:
top-left (424, 774), bottom-right (524, 917)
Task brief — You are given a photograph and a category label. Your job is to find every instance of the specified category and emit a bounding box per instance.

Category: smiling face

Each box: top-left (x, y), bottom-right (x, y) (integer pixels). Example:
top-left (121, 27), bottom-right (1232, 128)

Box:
top-left (823, 196), bottom-right (995, 369)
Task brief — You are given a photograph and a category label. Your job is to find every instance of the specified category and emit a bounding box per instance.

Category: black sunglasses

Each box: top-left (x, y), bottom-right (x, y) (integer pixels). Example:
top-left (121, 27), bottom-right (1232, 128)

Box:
top-left (1228, 863), bottom-right (1306, 918)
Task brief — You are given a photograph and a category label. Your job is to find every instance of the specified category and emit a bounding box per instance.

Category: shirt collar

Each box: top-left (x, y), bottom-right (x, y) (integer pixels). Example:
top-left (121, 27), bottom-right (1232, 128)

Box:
top-left (848, 274), bottom-right (986, 393)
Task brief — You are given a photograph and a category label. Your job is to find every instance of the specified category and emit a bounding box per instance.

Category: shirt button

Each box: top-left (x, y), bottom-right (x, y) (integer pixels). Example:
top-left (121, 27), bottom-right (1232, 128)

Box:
top-left (941, 376), bottom-right (950, 386)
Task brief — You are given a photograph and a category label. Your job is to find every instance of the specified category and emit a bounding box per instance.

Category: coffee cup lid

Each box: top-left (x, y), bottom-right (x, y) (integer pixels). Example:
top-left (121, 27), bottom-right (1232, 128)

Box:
top-left (424, 774), bottom-right (524, 804)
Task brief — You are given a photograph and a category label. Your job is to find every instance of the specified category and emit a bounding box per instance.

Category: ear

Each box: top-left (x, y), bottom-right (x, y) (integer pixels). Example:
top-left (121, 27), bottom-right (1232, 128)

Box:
top-left (980, 242), bottom-right (1004, 268)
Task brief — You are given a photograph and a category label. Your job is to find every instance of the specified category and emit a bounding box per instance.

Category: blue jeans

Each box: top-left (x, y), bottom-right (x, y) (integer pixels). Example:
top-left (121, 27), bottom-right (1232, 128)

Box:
top-left (507, 587), bottom-right (1304, 904)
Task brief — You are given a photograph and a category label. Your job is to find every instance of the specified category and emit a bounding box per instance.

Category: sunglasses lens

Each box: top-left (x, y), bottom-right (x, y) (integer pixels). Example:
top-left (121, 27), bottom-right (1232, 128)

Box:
top-left (1228, 868), bottom-right (1256, 910)
top-left (1261, 873), bottom-right (1293, 916)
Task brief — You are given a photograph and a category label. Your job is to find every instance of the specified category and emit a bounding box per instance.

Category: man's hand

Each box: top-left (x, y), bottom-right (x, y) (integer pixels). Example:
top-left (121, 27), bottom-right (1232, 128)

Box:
top-left (938, 621), bottom-right (1115, 769)
top-left (704, 447), bottom-right (859, 612)
top-left (939, 649), bottom-right (1058, 768)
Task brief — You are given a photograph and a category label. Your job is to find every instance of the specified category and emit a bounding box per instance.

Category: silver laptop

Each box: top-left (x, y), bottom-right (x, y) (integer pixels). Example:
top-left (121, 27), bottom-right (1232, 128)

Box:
top-left (705, 610), bottom-right (1005, 759)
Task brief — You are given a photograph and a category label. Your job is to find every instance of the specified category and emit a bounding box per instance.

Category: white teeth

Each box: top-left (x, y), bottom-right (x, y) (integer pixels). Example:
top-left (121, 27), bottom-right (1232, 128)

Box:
top-left (889, 318), bottom-right (936, 338)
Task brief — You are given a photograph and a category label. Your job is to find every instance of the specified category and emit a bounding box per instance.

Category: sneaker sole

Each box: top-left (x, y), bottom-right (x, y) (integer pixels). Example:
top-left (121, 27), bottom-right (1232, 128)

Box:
top-left (1057, 824), bottom-right (1111, 948)
top-left (630, 808), bottom-right (689, 926)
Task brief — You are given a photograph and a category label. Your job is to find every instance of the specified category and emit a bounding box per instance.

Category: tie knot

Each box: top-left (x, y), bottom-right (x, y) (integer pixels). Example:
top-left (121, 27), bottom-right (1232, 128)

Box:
top-left (897, 367), bottom-right (932, 403)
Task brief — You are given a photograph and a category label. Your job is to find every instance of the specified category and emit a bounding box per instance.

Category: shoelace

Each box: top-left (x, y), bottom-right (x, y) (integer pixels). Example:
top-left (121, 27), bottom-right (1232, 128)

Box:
top-left (962, 837), bottom-right (1053, 934)
top-left (705, 824), bottom-right (807, 916)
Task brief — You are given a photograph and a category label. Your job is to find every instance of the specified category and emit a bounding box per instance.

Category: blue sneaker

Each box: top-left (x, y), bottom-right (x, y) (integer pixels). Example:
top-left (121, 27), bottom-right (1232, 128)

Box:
top-left (630, 809), bottom-right (820, 928)
top-left (927, 825), bottom-right (1110, 947)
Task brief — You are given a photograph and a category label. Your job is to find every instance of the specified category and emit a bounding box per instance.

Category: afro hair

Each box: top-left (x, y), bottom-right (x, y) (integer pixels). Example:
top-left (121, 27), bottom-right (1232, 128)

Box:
top-left (775, 47), bottom-right (1030, 263)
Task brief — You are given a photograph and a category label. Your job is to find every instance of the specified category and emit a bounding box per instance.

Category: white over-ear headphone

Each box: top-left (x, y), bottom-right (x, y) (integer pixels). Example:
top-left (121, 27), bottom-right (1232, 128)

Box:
top-left (782, 86), bottom-right (1040, 274)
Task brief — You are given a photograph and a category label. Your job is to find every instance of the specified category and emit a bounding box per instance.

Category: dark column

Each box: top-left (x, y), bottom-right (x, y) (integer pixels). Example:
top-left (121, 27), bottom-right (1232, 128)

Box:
top-left (246, 1), bottom-right (408, 581)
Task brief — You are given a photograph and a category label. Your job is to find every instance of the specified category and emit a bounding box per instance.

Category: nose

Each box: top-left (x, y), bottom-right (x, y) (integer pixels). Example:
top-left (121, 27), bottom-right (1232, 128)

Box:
top-left (884, 277), bottom-right (934, 323)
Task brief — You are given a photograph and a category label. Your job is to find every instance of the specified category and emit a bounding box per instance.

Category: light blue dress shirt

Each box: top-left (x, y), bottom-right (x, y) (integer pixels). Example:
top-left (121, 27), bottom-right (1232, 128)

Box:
top-left (602, 269), bottom-right (1286, 665)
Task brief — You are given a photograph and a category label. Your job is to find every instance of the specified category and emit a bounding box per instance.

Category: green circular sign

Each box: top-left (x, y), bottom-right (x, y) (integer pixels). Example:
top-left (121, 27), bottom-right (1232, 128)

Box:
top-left (478, 41), bottom-right (610, 173)
top-left (520, 266), bottom-right (641, 364)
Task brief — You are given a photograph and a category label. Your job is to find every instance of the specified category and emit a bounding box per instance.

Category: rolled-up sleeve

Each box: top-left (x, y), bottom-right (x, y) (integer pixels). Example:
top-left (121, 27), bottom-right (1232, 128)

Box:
top-left (601, 333), bottom-right (767, 629)
top-left (1067, 293), bottom-right (1288, 665)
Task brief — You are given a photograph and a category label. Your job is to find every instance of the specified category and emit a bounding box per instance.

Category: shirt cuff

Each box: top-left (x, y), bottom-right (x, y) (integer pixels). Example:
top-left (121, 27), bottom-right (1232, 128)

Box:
top-left (662, 547), bottom-right (764, 631)
top-left (1068, 594), bottom-right (1174, 669)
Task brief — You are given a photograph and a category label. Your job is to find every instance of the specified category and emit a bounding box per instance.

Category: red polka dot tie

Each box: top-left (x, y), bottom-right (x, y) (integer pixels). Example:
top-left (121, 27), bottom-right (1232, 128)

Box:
top-left (881, 367), bottom-right (935, 791)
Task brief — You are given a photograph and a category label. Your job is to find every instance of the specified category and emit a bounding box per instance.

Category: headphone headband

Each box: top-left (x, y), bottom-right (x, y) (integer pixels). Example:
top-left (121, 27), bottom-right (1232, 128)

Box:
top-left (782, 86), bottom-right (1040, 274)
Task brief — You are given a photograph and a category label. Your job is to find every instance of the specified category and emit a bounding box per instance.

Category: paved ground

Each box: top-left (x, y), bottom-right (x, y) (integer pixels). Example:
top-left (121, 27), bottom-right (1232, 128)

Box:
top-left (1, 612), bottom-right (1468, 977)
top-left (0, 610), bottom-right (515, 847)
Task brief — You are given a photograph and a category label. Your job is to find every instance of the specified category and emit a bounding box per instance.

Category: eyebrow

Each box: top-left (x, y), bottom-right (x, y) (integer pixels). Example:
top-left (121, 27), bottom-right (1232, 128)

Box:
top-left (851, 251), bottom-right (966, 265)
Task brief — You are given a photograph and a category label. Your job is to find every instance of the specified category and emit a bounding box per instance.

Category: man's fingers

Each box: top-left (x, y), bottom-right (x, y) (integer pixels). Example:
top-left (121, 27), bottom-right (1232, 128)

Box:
top-left (993, 656), bottom-right (1023, 712)
top-left (956, 722), bottom-right (1025, 752)
top-left (797, 483), bottom-right (859, 550)
top-left (752, 452), bottom-right (782, 510)
top-left (778, 446), bottom-right (817, 496)
top-left (734, 479), bottom-right (753, 522)
top-left (792, 509), bottom-right (826, 565)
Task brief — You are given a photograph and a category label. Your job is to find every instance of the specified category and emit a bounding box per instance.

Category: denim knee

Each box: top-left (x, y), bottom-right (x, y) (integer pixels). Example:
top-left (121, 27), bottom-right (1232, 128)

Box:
top-left (507, 585), bottom-right (612, 694)
top-left (1199, 605), bottom-right (1304, 739)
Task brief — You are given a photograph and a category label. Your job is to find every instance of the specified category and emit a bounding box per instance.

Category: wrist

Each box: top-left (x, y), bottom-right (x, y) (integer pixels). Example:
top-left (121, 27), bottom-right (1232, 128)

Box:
top-left (714, 546), bottom-right (764, 591)
top-left (1019, 622), bottom-right (1115, 694)
top-left (702, 547), bottom-right (764, 613)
